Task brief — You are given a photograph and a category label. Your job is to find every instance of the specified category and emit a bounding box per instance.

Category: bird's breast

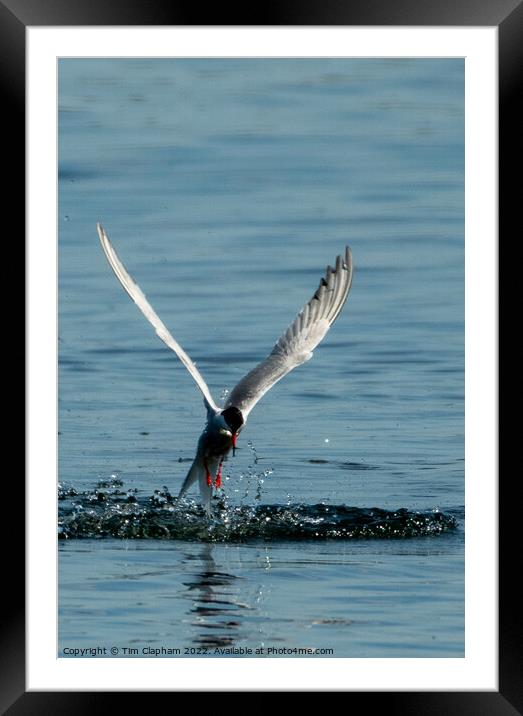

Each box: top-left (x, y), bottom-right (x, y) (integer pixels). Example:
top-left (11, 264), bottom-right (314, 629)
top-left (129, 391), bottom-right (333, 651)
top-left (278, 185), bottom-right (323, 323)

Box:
top-left (199, 427), bottom-right (233, 458)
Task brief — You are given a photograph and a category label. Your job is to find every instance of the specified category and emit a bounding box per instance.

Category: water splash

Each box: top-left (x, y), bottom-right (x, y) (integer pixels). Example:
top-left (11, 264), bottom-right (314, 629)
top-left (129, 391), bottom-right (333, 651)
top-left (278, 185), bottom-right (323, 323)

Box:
top-left (58, 479), bottom-right (458, 542)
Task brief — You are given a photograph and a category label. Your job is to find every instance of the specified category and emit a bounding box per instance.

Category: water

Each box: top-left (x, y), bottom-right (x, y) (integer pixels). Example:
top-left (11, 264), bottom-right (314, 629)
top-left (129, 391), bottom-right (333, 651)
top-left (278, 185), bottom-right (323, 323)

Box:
top-left (58, 58), bottom-right (464, 658)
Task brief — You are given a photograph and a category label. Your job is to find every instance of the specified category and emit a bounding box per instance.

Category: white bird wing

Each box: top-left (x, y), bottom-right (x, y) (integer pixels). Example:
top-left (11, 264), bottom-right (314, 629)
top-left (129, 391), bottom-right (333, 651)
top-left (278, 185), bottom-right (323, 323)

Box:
top-left (225, 246), bottom-right (353, 417)
top-left (97, 223), bottom-right (219, 414)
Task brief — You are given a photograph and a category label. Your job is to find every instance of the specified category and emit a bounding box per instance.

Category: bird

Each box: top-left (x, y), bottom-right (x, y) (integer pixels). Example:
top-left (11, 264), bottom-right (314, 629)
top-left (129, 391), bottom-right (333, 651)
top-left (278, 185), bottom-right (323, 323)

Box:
top-left (97, 223), bottom-right (353, 515)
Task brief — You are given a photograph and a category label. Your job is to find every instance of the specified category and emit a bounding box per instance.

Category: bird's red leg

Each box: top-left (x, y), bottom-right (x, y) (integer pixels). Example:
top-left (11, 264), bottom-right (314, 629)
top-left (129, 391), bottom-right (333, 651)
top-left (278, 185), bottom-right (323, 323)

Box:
top-left (215, 460), bottom-right (223, 489)
top-left (232, 432), bottom-right (238, 457)
top-left (204, 459), bottom-right (212, 487)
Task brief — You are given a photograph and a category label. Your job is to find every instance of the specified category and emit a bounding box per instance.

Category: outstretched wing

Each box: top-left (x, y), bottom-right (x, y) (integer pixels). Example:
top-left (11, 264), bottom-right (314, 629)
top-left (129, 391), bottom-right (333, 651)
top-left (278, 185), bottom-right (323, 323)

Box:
top-left (225, 246), bottom-right (353, 417)
top-left (97, 223), bottom-right (219, 413)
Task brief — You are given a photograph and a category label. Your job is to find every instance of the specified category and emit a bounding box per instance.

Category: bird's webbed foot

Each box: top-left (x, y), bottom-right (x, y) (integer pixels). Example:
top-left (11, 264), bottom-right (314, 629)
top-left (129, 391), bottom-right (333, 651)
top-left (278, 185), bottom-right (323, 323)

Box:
top-left (204, 458), bottom-right (224, 489)
top-left (215, 460), bottom-right (223, 489)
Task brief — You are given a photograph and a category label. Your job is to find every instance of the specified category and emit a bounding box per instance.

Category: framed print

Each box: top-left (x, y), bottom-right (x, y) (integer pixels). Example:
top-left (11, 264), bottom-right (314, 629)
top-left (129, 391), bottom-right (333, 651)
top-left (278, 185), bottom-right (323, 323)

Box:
top-left (6, 0), bottom-right (513, 710)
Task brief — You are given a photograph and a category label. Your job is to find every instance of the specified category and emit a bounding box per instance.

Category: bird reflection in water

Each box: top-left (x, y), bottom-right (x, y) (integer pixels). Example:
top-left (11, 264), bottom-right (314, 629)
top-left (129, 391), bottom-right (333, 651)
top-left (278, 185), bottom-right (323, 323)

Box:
top-left (182, 544), bottom-right (251, 648)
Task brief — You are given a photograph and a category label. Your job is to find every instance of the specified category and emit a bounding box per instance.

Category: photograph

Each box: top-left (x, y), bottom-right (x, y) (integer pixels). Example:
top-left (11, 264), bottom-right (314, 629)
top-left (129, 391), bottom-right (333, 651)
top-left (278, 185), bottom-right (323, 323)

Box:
top-left (57, 57), bottom-right (464, 660)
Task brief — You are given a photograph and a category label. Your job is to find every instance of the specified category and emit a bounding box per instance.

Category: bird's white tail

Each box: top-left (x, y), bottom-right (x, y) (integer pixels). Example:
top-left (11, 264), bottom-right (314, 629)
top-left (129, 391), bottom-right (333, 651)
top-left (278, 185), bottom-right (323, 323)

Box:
top-left (178, 455), bottom-right (214, 515)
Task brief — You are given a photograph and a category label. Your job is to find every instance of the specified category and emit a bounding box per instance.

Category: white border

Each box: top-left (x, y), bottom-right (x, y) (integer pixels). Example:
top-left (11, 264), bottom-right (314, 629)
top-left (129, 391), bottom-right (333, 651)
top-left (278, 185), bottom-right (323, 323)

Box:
top-left (27, 27), bottom-right (497, 691)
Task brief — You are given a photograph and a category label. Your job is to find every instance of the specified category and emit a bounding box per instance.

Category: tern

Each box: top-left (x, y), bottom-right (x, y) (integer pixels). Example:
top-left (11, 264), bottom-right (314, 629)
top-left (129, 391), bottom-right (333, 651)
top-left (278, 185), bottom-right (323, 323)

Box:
top-left (97, 224), bottom-right (353, 514)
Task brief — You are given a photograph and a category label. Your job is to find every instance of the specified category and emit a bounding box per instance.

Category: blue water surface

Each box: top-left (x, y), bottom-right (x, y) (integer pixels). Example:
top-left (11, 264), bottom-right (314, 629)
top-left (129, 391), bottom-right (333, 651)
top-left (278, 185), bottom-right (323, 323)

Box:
top-left (58, 58), bottom-right (464, 658)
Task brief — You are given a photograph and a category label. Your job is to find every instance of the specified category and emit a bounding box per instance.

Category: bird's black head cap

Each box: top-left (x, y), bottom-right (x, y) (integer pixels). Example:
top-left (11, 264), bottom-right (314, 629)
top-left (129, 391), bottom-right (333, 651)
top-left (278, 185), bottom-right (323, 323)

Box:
top-left (221, 406), bottom-right (244, 433)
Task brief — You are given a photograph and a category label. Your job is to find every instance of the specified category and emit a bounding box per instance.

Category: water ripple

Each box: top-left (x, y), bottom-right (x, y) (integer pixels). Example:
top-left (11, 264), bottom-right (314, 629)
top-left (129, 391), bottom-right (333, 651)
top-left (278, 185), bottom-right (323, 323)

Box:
top-left (58, 480), bottom-right (457, 542)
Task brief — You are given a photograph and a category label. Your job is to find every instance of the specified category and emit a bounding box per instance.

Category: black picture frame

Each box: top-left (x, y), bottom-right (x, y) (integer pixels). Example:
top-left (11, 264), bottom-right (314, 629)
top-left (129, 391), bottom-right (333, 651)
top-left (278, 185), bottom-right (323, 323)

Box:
top-left (7, 0), bottom-right (511, 710)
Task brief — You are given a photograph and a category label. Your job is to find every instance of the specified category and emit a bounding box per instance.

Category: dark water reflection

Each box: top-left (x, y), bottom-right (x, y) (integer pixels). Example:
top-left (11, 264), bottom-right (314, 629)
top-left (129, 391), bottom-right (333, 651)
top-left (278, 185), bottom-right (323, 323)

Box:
top-left (183, 545), bottom-right (246, 648)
